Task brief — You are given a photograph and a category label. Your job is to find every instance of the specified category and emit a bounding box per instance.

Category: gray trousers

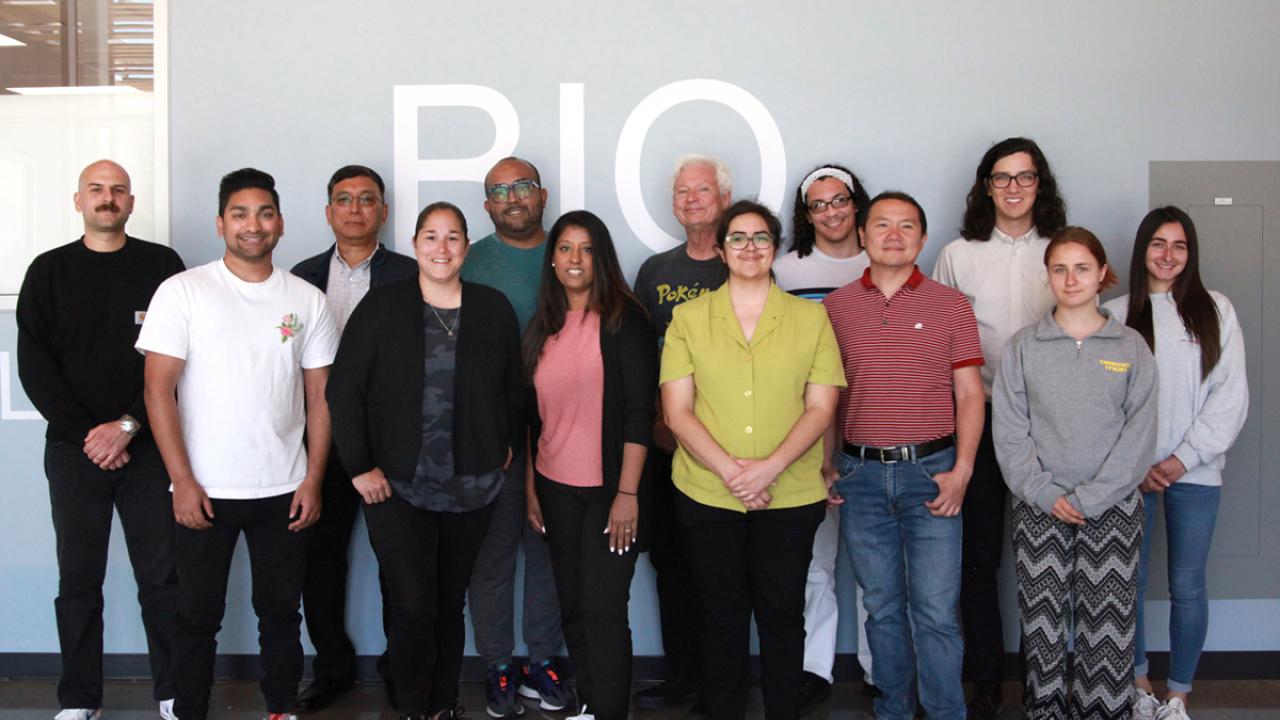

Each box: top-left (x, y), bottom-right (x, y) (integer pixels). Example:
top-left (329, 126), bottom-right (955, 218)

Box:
top-left (467, 450), bottom-right (564, 666)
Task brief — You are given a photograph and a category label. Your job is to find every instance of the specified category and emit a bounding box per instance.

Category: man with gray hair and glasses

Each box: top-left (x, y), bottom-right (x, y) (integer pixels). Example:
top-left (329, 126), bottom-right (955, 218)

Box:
top-left (291, 164), bottom-right (417, 713)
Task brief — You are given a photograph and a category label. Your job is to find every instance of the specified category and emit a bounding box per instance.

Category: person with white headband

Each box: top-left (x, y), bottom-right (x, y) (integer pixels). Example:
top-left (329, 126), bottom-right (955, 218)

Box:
top-left (773, 163), bottom-right (880, 715)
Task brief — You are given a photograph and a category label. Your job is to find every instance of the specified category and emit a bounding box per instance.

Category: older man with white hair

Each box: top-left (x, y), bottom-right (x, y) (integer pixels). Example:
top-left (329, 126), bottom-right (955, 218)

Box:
top-left (630, 154), bottom-right (731, 714)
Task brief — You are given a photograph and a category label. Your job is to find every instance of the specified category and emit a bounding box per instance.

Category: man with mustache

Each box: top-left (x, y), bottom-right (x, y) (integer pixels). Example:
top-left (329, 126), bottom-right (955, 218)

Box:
top-left (17, 159), bottom-right (185, 720)
top-left (290, 165), bottom-right (417, 713)
top-left (461, 157), bottom-right (571, 719)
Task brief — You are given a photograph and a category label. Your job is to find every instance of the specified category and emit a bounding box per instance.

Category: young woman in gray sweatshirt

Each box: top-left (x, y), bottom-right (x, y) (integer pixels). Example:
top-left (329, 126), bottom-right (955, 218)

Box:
top-left (1103, 207), bottom-right (1249, 720)
top-left (993, 227), bottom-right (1157, 720)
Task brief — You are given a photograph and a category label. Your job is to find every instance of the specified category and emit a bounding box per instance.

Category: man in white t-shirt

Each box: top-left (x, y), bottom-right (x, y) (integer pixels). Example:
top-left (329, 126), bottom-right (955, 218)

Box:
top-left (772, 164), bottom-right (879, 714)
top-left (138, 168), bottom-right (339, 720)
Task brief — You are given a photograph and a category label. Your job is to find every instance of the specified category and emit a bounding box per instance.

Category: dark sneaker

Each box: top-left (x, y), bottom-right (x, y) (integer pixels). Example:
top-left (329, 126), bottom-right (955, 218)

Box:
top-left (860, 680), bottom-right (882, 699)
top-left (518, 659), bottom-right (572, 711)
top-left (633, 681), bottom-right (698, 710)
top-left (966, 681), bottom-right (1002, 720)
top-left (798, 672), bottom-right (832, 716)
top-left (486, 664), bottom-right (525, 719)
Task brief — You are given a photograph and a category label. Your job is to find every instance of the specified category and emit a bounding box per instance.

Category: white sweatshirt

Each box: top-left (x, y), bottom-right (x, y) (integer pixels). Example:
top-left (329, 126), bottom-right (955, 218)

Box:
top-left (1103, 290), bottom-right (1249, 486)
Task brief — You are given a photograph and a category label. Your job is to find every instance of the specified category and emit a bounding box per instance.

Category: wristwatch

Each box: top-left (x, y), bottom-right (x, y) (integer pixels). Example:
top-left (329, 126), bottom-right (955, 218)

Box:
top-left (118, 414), bottom-right (140, 437)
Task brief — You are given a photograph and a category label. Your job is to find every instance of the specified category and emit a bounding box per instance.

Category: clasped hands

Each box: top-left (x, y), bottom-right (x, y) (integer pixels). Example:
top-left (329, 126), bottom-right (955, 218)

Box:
top-left (719, 456), bottom-right (782, 510)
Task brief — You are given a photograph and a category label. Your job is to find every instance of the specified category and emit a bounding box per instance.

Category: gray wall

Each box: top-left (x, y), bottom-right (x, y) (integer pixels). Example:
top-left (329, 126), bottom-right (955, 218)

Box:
top-left (2, 0), bottom-right (1279, 657)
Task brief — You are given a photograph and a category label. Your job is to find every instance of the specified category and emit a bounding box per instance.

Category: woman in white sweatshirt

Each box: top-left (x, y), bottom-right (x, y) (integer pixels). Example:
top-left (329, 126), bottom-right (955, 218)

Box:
top-left (1103, 207), bottom-right (1249, 720)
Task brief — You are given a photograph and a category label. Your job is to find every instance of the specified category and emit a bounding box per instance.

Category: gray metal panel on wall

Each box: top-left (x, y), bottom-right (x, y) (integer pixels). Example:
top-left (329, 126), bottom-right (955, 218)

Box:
top-left (1149, 161), bottom-right (1279, 598)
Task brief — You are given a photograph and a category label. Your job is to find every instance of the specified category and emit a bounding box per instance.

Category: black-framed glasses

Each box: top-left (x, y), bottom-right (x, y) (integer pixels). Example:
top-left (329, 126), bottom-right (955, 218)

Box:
top-left (486, 179), bottom-right (541, 203)
top-left (331, 192), bottom-right (382, 208)
top-left (807, 194), bottom-right (853, 214)
top-left (724, 232), bottom-right (775, 250)
top-left (989, 171), bottom-right (1038, 189)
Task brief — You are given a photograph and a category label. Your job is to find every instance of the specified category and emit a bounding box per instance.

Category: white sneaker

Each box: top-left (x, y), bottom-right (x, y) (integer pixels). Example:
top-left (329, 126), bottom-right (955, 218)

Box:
top-left (1157, 697), bottom-right (1191, 720)
top-left (159, 698), bottom-right (177, 720)
top-left (566, 705), bottom-right (594, 720)
top-left (1133, 688), bottom-right (1162, 720)
top-left (54, 711), bottom-right (101, 720)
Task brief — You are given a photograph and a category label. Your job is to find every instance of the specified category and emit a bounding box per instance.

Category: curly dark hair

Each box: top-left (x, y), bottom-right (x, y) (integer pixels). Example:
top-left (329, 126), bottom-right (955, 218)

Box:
top-left (788, 163), bottom-right (869, 257)
top-left (959, 137), bottom-right (1066, 241)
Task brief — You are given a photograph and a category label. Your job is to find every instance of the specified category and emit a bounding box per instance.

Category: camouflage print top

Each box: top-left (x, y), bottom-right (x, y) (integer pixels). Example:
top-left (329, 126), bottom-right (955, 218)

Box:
top-left (389, 304), bottom-right (504, 512)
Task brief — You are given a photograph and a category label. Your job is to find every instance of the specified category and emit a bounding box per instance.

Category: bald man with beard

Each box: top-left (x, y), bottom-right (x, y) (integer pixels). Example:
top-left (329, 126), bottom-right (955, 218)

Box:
top-left (17, 160), bottom-right (186, 720)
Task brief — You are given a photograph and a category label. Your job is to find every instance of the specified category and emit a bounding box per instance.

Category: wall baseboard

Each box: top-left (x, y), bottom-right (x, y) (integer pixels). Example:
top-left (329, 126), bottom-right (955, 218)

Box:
top-left (1, 652), bottom-right (1277, 682)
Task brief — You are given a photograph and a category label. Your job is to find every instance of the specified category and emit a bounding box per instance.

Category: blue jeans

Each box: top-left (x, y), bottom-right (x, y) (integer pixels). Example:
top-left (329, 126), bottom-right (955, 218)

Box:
top-left (1135, 483), bottom-right (1221, 693)
top-left (836, 446), bottom-right (965, 720)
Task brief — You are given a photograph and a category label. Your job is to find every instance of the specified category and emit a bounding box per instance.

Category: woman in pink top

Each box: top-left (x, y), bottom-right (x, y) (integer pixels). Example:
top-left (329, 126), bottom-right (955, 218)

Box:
top-left (523, 210), bottom-right (658, 720)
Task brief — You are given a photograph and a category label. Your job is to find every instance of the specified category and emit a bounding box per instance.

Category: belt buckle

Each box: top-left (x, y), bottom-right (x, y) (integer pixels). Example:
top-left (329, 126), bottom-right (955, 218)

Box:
top-left (879, 446), bottom-right (905, 464)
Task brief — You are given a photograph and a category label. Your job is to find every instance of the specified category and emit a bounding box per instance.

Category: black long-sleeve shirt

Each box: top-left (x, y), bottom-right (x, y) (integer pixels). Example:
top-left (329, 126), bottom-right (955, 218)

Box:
top-left (16, 236), bottom-right (185, 445)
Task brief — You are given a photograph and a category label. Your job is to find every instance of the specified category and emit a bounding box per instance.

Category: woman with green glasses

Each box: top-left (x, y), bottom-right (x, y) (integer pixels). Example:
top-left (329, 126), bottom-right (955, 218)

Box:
top-left (659, 199), bottom-right (846, 720)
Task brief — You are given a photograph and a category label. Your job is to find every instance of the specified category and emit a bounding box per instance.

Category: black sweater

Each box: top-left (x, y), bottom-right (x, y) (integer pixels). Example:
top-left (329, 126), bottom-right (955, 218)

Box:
top-left (326, 279), bottom-right (525, 481)
top-left (16, 237), bottom-right (185, 445)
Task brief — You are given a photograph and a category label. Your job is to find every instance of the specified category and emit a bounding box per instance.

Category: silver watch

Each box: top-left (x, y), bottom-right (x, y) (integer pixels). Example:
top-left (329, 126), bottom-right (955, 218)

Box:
top-left (119, 415), bottom-right (140, 437)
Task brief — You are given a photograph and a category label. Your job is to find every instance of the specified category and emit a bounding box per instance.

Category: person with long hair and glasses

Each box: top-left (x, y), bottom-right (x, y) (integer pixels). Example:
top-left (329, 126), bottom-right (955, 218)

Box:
top-left (660, 199), bottom-right (845, 720)
top-left (521, 210), bottom-right (658, 720)
top-left (932, 137), bottom-right (1068, 720)
top-left (1102, 208), bottom-right (1248, 720)
top-left (772, 163), bottom-right (878, 711)
top-left (326, 202), bottom-right (524, 720)
top-left (994, 227), bottom-right (1157, 720)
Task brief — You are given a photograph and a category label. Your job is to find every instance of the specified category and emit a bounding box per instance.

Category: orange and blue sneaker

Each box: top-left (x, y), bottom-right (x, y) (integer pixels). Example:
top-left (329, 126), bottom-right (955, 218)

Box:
top-left (485, 663), bottom-right (525, 719)
top-left (518, 658), bottom-right (571, 711)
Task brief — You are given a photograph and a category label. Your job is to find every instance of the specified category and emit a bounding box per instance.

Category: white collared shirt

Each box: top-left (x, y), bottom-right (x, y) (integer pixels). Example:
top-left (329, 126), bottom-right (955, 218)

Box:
top-left (933, 226), bottom-right (1053, 396)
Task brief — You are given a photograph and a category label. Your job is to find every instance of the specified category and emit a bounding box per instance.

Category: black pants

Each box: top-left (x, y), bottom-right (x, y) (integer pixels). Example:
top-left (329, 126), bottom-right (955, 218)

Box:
top-left (960, 402), bottom-right (1007, 684)
top-left (646, 450), bottom-right (702, 690)
top-left (677, 491), bottom-right (825, 720)
top-left (45, 441), bottom-right (177, 709)
top-left (365, 493), bottom-right (496, 715)
top-left (171, 493), bottom-right (312, 719)
top-left (537, 475), bottom-right (638, 720)
top-left (301, 450), bottom-right (391, 683)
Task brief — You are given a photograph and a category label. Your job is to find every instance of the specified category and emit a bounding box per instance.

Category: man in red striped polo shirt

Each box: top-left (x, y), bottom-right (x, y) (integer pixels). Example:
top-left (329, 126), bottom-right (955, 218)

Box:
top-left (822, 191), bottom-right (985, 720)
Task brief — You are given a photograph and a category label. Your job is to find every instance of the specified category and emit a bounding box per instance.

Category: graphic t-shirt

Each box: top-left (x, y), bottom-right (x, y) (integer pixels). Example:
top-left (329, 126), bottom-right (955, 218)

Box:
top-left (136, 260), bottom-right (339, 499)
top-left (632, 243), bottom-right (727, 340)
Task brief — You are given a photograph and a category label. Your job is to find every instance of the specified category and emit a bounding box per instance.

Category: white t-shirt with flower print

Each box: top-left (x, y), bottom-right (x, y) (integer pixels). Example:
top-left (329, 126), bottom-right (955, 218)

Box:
top-left (137, 259), bottom-right (338, 499)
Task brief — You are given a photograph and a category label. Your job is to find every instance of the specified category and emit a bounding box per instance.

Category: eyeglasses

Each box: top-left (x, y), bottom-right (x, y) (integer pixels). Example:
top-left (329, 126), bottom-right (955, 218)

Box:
top-left (807, 194), bottom-right (853, 214)
top-left (989, 171), bottom-right (1038, 189)
top-left (331, 192), bottom-right (382, 208)
top-left (486, 179), bottom-right (541, 203)
top-left (724, 232), bottom-right (775, 250)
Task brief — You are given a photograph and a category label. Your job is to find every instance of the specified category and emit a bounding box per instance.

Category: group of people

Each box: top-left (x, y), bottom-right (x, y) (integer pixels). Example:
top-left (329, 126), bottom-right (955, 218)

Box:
top-left (15, 135), bottom-right (1248, 720)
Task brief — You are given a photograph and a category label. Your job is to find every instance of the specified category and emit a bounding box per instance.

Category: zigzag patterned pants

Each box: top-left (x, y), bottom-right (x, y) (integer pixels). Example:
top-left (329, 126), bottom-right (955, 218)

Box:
top-left (1012, 491), bottom-right (1143, 720)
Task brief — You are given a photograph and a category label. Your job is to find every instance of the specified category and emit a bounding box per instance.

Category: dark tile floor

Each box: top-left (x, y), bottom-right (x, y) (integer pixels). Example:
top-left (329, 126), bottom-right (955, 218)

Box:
top-left (2, 679), bottom-right (1277, 719)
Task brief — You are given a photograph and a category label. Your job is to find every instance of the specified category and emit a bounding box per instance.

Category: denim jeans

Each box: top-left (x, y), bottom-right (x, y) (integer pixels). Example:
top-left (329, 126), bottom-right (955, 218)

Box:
top-left (836, 446), bottom-right (965, 720)
top-left (1135, 483), bottom-right (1221, 692)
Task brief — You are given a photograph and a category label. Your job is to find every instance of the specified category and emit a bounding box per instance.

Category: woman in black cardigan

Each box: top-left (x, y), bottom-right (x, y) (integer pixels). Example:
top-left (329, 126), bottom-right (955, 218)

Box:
top-left (523, 210), bottom-right (658, 720)
top-left (327, 201), bottom-right (522, 720)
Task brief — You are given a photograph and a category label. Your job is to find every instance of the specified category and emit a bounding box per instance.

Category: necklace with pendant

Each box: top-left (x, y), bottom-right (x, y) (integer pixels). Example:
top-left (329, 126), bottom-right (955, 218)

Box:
top-left (428, 304), bottom-right (460, 337)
